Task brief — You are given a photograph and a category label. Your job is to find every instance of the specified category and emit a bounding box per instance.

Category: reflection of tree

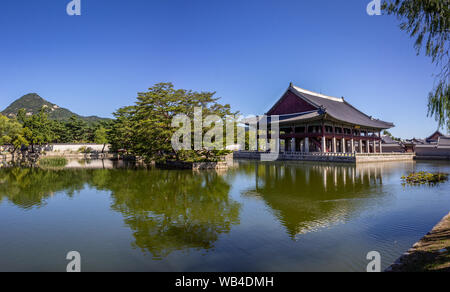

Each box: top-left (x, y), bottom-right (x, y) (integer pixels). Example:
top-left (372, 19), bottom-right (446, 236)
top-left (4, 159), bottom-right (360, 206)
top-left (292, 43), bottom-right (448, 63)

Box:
top-left (0, 167), bottom-right (240, 258)
top-left (0, 168), bottom-right (88, 209)
top-left (91, 170), bottom-right (240, 258)
top-left (239, 162), bottom-right (383, 239)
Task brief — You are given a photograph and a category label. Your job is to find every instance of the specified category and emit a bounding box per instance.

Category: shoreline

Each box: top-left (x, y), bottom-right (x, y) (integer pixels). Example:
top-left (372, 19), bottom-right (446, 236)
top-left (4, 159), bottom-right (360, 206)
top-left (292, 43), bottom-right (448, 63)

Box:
top-left (386, 212), bottom-right (450, 272)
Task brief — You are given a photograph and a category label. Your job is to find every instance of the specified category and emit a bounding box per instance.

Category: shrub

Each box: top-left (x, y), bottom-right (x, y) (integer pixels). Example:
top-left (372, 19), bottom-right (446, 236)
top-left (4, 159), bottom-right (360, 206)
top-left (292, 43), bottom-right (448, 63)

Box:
top-left (401, 171), bottom-right (449, 185)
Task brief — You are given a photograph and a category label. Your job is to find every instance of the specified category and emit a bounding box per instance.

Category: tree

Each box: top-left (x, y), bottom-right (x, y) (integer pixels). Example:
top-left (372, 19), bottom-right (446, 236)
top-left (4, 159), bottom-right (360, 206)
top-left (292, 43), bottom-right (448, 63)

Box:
top-left (65, 116), bottom-right (90, 143)
top-left (94, 126), bottom-right (108, 153)
top-left (17, 108), bottom-right (54, 152)
top-left (109, 106), bottom-right (136, 154)
top-left (0, 115), bottom-right (29, 154)
top-left (383, 0), bottom-right (449, 130)
top-left (110, 83), bottom-right (236, 162)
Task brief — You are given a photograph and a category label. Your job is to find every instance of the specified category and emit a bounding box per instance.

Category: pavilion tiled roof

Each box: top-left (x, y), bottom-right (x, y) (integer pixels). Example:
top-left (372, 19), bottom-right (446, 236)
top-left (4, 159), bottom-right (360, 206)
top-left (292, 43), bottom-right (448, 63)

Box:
top-left (268, 84), bottom-right (394, 129)
top-left (287, 85), bottom-right (395, 129)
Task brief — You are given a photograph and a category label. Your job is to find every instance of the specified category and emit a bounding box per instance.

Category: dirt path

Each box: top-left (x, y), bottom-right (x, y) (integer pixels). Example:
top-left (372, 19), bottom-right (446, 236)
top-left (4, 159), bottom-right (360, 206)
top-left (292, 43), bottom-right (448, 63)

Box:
top-left (387, 212), bottom-right (450, 272)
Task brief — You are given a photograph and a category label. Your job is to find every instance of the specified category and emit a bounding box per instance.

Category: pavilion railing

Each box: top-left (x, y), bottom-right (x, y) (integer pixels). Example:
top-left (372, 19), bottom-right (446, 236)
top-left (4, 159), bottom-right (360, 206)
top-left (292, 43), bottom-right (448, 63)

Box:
top-left (239, 151), bottom-right (415, 157)
top-left (238, 151), bottom-right (357, 158)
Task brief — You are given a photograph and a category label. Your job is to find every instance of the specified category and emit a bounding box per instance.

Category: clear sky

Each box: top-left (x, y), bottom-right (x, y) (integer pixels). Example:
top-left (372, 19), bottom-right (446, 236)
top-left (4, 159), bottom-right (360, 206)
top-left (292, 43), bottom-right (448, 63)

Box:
top-left (0, 0), bottom-right (445, 138)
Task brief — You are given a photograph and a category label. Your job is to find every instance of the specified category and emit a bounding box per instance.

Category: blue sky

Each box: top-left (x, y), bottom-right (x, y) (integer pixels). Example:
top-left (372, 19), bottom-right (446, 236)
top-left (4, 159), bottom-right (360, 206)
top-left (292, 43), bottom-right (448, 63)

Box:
top-left (0, 0), bottom-right (444, 138)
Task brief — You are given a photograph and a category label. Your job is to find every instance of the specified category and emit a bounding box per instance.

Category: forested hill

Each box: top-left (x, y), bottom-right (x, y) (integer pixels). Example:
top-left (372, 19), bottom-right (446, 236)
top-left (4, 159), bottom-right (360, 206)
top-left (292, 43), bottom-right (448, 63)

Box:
top-left (1, 93), bottom-right (109, 123)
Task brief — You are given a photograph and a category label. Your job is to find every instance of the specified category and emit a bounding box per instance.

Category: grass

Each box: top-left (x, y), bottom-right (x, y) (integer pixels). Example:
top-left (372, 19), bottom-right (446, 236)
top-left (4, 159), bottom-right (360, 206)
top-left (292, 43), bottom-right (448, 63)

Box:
top-left (401, 171), bottom-right (449, 185)
top-left (38, 157), bottom-right (68, 168)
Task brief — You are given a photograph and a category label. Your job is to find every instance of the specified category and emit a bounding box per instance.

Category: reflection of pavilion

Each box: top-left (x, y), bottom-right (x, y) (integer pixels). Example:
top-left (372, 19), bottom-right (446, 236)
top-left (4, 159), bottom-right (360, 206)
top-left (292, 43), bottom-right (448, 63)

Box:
top-left (242, 161), bottom-right (414, 239)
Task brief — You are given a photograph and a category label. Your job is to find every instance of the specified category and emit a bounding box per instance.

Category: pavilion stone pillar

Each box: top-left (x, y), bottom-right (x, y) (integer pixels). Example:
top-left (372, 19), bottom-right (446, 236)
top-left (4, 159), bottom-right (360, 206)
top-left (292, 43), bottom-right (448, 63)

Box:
top-left (373, 140), bottom-right (377, 153)
top-left (305, 137), bottom-right (309, 153)
top-left (332, 137), bottom-right (337, 153)
top-left (291, 138), bottom-right (295, 152)
top-left (322, 136), bottom-right (326, 153)
top-left (341, 138), bottom-right (346, 153)
top-left (351, 139), bottom-right (355, 153)
top-left (379, 139), bottom-right (383, 153)
top-left (366, 140), bottom-right (370, 153)
top-left (275, 138), bottom-right (280, 153)
top-left (359, 140), bottom-right (363, 153)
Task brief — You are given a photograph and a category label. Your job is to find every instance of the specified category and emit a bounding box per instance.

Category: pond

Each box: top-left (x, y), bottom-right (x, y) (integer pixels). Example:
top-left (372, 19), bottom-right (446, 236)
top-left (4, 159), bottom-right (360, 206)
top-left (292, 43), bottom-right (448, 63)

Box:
top-left (0, 159), bottom-right (449, 272)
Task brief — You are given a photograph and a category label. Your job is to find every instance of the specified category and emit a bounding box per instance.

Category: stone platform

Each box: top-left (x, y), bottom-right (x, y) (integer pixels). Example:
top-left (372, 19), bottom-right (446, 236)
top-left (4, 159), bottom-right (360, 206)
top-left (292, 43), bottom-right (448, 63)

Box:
top-left (234, 151), bottom-right (415, 164)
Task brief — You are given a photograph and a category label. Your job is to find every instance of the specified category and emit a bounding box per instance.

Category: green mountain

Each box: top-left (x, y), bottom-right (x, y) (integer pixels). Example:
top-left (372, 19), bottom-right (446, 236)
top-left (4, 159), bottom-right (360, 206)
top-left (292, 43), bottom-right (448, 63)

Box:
top-left (2, 93), bottom-right (109, 124)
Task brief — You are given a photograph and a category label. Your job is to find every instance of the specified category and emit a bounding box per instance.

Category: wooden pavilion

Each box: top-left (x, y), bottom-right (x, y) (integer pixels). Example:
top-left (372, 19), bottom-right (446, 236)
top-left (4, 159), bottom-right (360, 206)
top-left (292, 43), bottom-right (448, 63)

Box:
top-left (256, 83), bottom-right (394, 154)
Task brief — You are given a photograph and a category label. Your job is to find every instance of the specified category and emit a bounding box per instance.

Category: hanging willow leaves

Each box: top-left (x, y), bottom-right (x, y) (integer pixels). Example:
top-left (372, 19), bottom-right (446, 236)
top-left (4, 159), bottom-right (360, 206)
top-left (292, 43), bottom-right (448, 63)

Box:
top-left (383, 0), bottom-right (450, 130)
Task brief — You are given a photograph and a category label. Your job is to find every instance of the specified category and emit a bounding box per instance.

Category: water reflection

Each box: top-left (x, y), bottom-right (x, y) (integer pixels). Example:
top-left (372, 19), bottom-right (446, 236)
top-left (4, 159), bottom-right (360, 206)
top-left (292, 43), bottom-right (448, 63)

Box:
top-left (94, 170), bottom-right (240, 258)
top-left (0, 160), bottom-right (418, 259)
top-left (0, 168), bottom-right (88, 209)
top-left (0, 167), bottom-right (240, 258)
top-left (237, 161), bottom-right (416, 239)
top-left (0, 159), bottom-right (447, 271)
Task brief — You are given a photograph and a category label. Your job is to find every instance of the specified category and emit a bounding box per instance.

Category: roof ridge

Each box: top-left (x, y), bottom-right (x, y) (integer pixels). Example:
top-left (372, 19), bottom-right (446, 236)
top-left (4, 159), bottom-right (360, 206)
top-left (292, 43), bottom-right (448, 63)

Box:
top-left (291, 84), bottom-right (344, 103)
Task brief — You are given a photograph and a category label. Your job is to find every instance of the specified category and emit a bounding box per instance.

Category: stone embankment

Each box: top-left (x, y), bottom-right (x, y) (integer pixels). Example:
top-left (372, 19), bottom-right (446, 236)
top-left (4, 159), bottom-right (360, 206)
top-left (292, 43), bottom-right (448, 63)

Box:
top-left (386, 212), bottom-right (450, 272)
top-left (234, 151), bottom-right (415, 163)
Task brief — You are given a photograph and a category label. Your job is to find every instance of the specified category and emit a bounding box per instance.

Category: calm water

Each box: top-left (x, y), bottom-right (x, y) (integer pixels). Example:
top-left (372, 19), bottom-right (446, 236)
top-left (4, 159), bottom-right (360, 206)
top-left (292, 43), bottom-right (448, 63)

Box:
top-left (0, 159), bottom-right (449, 272)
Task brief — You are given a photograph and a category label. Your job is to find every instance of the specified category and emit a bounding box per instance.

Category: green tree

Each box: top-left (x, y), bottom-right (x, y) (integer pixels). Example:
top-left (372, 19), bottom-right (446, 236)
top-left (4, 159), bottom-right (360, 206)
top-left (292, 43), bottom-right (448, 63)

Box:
top-left (94, 126), bottom-right (109, 153)
top-left (0, 115), bottom-right (29, 154)
top-left (49, 120), bottom-right (70, 143)
top-left (384, 0), bottom-right (449, 130)
top-left (18, 108), bottom-right (54, 152)
top-left (65, 116), bottom-right (90, 143)
top-left (110, 83), bottom-right (236, 162)
top-left (109, 106), bottom-right (136, 154)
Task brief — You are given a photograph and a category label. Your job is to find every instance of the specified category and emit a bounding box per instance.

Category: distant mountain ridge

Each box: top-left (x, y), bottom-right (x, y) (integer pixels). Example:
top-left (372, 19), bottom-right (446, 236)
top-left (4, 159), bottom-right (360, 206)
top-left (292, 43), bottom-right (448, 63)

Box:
top-left (1, 93), bottom-right (109, 123)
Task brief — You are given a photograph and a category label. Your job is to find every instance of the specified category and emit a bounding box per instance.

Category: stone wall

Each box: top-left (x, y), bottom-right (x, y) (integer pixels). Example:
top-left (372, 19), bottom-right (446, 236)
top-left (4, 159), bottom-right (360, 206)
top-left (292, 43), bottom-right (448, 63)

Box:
top-left (415, 145), bottom-right (450, 160)
top-left (0, 153), bottom-right (12, 163)
top-left (355, 153), bottom-right (414, 163)
top-left (44, 144), bottom-right (110, 153)
top-left (156, 160), bottom-right (230, 170)
top-left (44, 152), bottom-right (113, 159)
top-left (156, 154), bottom-right (235, 170)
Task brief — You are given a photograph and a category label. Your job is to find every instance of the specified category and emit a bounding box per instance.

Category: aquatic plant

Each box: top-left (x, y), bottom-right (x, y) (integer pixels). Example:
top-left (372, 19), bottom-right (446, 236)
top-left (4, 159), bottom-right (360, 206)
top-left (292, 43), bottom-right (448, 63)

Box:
top-left (401, 171), bottom-right (449, 185)
top-left (38, 157), bottom-right (68, 168)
